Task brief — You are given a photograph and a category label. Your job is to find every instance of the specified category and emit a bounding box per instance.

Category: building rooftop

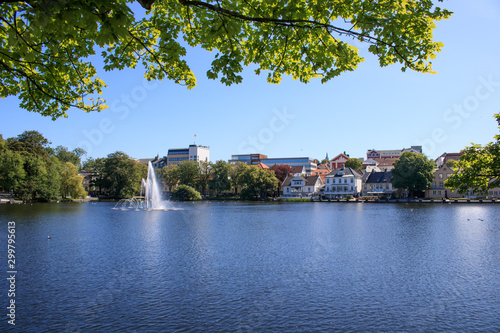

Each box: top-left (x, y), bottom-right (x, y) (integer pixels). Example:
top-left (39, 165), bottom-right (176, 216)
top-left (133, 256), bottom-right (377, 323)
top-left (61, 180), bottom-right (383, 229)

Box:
top-left (365, 171), bottom-right (393, 184)
top-left (282, 175), bottom-right (321, 187)
top-left (327, 167), bottom-right (364, 178)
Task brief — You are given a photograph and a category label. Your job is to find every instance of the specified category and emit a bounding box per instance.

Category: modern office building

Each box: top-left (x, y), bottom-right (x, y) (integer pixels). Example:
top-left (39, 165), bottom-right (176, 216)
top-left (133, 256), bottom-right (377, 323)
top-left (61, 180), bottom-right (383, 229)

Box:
top-left (228, 153), bottom-right (316, 173)
top-left (166, 144), bottom-right (210, 166)
top-left (260, 157), bottom-right (317, 173)
top-left (228, 153), bottom-right (268, 165)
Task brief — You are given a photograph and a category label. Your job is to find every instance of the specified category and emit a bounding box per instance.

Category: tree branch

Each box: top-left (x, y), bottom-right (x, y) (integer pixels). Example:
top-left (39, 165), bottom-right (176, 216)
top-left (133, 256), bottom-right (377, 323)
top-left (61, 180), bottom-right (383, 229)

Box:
top-left (177, 0), bottom-right (382, 44)
top-left (0, 0), bottom-right (30, 3)
top-left (176, 0), bottom-right (416, 70)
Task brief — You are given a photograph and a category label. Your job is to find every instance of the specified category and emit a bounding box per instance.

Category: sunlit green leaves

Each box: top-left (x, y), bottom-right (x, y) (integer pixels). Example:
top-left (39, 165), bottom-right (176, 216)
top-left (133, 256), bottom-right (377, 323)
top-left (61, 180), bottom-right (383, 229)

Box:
top-left (392, 152), bottom-right (436, 193)
top-left (445, 113), bottom-right (500, 194)
top-left (1, 0), bottom-right (451, 119)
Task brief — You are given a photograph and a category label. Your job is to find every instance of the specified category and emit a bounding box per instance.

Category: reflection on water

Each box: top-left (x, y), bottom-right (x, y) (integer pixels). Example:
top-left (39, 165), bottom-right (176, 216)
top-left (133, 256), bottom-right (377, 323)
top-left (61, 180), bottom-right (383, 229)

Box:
top-left (1, 202), bottom-right (499, 332)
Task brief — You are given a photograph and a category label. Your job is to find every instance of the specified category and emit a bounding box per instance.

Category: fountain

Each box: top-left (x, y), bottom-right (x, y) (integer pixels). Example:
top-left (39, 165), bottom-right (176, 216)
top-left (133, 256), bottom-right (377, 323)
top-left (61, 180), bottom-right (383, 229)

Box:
top-left (142, 161), bottom-right (167, 210)
top-left (113, 197), bottom-right (144, 210)
top-left (113, 162), bottom-right (177, 211)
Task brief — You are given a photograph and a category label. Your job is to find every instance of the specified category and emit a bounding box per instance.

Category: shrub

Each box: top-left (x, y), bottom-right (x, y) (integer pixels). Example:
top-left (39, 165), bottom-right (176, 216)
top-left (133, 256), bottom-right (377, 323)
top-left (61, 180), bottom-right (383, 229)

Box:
top-left (171, 185), bottom-right (201, 201)
top-left (281, 198), bottom-right (312, 202)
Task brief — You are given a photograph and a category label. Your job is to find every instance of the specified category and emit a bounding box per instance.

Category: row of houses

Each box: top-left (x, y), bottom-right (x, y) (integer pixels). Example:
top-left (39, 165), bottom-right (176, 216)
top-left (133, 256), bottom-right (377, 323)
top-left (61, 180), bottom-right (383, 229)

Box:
top-left (281, 167), bottom-right (398, 199)
top-left (279, 151), bottom-right (500, 200)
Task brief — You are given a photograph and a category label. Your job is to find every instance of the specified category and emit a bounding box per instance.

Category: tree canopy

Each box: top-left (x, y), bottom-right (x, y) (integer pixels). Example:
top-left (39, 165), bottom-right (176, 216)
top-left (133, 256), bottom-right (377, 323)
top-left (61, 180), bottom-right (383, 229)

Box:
top-left (209, 160), bottom-right (231, 195)
top-left (239, 165), bottom-right (279, 200)
top-left (101, 151), bottom-right (146, 197)
top-left (0, 130), bottom-right (87, 200)
top-left (392, 152), bottom-right (435, 195)
top-left (445, 113), bottom-right (500, 194)
top-left (344, 158), bottom-right (362, 169)
top-left (1, 0), bottom-right (451, 119)
top-left (269, 164), bottom-right (294, 185)
top-left (171, 184), bottom-right (201, 201)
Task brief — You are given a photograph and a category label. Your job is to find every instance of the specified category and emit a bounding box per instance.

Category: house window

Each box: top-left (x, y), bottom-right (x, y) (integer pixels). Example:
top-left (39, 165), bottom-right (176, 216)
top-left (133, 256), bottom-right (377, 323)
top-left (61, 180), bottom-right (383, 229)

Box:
top-left (309, 187), bottom-right (311, 192)
top-left (439, 182), bottom-right (444, 188)
top-left (350, 178), bottom-right (353, 183)
top-left (327, 179), bottom-right (330, 184)
top-left (344, 179), bottom-right (347, 183)
top-left (439, 174), bottom-right (443, 179)
top-left (287, 188), bottom-right (289, 193)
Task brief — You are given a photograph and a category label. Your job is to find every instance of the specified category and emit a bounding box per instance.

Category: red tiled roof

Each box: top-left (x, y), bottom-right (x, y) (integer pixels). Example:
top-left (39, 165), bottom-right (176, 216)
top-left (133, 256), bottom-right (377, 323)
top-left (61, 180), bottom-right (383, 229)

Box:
top-left (374, 158), bottom-right (398, 167)
top-left (256, 162), bottom-right (269, 169)
top-left (290, 166), bottom-right (305, 173)
top-left (310, 169), bottom-right (330, 183)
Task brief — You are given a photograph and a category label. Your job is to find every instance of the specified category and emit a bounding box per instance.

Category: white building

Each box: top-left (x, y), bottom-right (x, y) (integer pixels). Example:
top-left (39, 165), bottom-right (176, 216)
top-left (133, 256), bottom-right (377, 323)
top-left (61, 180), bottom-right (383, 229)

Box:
top-left (324, 167), bottom-right (364, 199)
top-left (282, 175), bottom-right (324, 198)
top-left (166, 144), bottom-right (210, 165)
top-left (366, 146), bottom-right (422, 159)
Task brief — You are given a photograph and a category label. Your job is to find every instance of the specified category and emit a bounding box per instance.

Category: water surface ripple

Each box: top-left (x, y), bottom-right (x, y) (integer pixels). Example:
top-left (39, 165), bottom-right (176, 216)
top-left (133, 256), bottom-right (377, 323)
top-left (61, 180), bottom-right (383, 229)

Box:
top-left (1, 202), bottom-right (499, 332)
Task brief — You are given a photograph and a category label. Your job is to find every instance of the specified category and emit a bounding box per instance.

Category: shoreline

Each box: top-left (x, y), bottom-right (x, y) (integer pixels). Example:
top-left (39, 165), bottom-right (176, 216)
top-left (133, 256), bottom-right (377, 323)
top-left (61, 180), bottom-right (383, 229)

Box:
top-left (1, 195), bottom-right (498, 205)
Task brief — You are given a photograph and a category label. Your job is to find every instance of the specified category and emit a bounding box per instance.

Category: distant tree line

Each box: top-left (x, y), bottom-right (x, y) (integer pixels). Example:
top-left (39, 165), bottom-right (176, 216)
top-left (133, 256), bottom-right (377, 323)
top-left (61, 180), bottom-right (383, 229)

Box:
top-left (0, 131), bottom-right (87, 201)
top-left (160, 160), bottom-right (280, 200)
top-left (81, 153), bottom-right (282, 201)
top-left (82, 152), bottom-right (147, 199)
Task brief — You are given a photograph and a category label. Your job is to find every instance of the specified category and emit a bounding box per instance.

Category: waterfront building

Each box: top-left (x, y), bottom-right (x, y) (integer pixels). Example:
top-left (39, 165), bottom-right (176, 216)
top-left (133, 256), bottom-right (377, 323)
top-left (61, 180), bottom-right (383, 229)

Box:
top-left (425, 152), bottom-right (463, 199)
top-left (424, 152), bottom-right (500, 199)
top-left (362, 171), bottom-right (396, 197)
top-left (324, 166), bottom-right (364, 199)
top-left (281, 175), bottom-right (324, 198)
top-left (425, 163), bottom-right (461, 199)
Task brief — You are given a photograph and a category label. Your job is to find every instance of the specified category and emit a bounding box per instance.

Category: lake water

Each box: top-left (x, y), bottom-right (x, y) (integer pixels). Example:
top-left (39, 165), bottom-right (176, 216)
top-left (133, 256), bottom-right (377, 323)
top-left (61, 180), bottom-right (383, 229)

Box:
top-left (1, 201), bottom-right (499, 332)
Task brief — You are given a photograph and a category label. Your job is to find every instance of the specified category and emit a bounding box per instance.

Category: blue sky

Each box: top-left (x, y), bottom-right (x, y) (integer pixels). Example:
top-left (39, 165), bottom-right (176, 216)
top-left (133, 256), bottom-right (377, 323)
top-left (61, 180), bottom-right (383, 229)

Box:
top-left (2, 0), bottom-right (500, 163)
